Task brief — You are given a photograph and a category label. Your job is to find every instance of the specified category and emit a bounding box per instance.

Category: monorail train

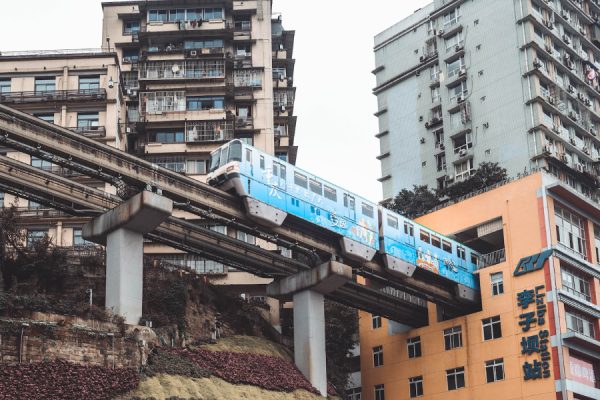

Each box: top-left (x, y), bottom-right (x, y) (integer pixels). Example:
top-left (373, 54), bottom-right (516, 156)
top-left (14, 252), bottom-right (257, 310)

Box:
top-left (207, 140), bottom-right (479, 292)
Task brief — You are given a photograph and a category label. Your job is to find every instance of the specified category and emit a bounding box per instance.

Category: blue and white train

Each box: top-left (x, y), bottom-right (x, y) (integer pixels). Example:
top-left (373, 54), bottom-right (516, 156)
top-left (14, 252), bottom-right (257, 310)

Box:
top-left (207, 140), bottom-right (479, 293)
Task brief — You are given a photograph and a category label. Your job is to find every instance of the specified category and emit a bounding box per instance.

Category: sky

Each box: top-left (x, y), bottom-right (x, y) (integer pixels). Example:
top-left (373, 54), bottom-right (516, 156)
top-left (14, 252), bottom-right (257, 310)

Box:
top-left (0, 0), bottom-right (431, 201)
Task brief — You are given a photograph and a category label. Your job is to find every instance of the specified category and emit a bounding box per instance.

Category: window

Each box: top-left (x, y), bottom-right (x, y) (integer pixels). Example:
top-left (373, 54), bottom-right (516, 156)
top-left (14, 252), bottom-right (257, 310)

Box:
top-left (372, 315), bottom-right (382, 329)
top-left (431, 86), bottom-right (441, 103)
top-left (430, 64), bottom-right (440, 81)
top-left (409, 376), bottom-right (423, 398)
top-left (447, 57), bottom-right (465, 79)
top-left (387, 215), bottom-right (399, 229)
top-left (148, 9), bottom-right (168, 22)
top-left (0, 79), bottom-right (10, 94)
top-left (594, 225), bottom-right (600, 264)
top-left (561, 268), bottom-right (591, 302)
top-left (444, 326), bottom-right (462, 350)
top-left (373, 345), bottom-right (384, 367)
top-left (566, 310), bottom-right (595, 338)
top-left (31, 156), bottom-right (54, 171)
top-left (445, 32), bottom-right (463, 53)
top-left (449, 80), bottom-right (468, 101)
top-left (294, 172), bottom-right (308, 188)
top-left (482, 316), bottom-right (502, 340)
top-left (324, 185), bottom-right (337, 202)
top-left (35, 77), bottom-right (55, 93)
top-left (237, 230), bottom-right (256, 245)
top-left (420, 230), bottom-right (431, 243)
top-left (347, 387), bottom-right (361, 400)
top-left (555, 204), bottom-right (587, 260)
top-left (184, 39), bottom-right (224, 50)
top-left (491, 272), bottom-right (504, 296)
top-left (309, 179), bottom-right (323, 196)
top-left (77, 112), bottom-right (99, 130)
top-left (362, 203), bottom-right (374, 218)
top-left (187, 96), bottom-right (224, 110)
top-left (34, 113), bottom-right (54, 123)
top-left (456, 246), bottom-right (466, 260)
top-left (122, 49), bottom-right (139, 63)
top-left (436, 153), bottom-right (446, 171)
top-left (374, 384), bottom-right (385, 400)
top-left (79, 76), bottom-right (100, 91)
top-left (407, 336), bottom-right (421, 358)
top-left (123, 20), bottom-right (140, 35)
top-left (276, 152), bottom-right (288, 162)
top-left (442, 240), bottom-right (452, 253)
top-left (443, 7), bottom-right (460, 27)
top-left (149, 130), bottom-right (184, 143)
top-left (485, 359), bottom-right (504, 383)
top-left (259, 155), bottom-right (265, 169)
top-left (148, 156), bottom-right (185, 172)
top-left (431, 235), bottom-right (441, 248)
top-left (27, 229), bottom-right (48, 248)
top-left (186, 159), bottom-right (207, 174)
top-left (446, 367), bottom-right (465, 390)
top-left (404, 221), bottom-right (414, 236)
top-left (455, 159), bottom-right (474, 182)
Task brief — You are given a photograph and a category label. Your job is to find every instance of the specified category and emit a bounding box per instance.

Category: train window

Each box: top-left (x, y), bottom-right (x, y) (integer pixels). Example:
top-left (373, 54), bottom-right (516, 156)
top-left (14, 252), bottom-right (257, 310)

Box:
top-left (309, 179), bottom-right (323, 195)
top-left (273, 163), bottom-right (279, 177)
top-left (229, 141), bottom-right (242, 162)
top-left (294, 172), bottom-right (308, 188)
top-left (387, 215), bottom-right (399, 229)
top-left (471, 253), bottom-right (480, 266)
top-left (442, 240), bottom-right (452, 253)
top-left (457, 246), bottom-right (466, 260)
top-left (245, 148), bottom-right (252, 162)
top-left (420, 230), bottom-right (430, 243)
top-left (431, 235), bottom-right (441, 248)
top-left (259, 155), bottom-right (265, 169)
top-left (362, 203), bottom-right (374, 218)
top-left (404, 222), bottom-right (414, 236)
top-left (324, 185), bottom-right (337, 201)
top-left (343, 193), bottom-right (355, 209)
top-left (208, 149), bottom-right (220, 172)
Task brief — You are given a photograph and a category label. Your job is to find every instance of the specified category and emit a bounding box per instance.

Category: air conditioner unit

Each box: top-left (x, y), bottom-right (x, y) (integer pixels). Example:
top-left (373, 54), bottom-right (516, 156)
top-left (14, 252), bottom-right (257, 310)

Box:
top-left (126, 127), bottom-right (132, 133)
top-left (561, 153), bottom-right (569, 163)
top-left (568, 85), bottom-right (575, 93)
top-left (455, 44), bottom-right (464, 52)
top-left (583, 147), bottom-right (590, 155)
top-left (533, 59), bottom-right (542, 68)
top-left (543, 144), bottom-right (551, 153)
top-left (459, 148), bottom-right (467, 156)
top-left (590, 128), bottom-right (597, 136)
top-left (545, 44), bottom-right (553, 53)
top-left (425, 121), bottom-right (431, 128)
top-left (562, 11), bottom-right (570, 21)
top-left (585, 98), bottom-right (592, 107)
top-left (576, 163), bottom-right (584, 172)
top-left (457, 94), bottom-right (465, 103)
top-left (419, 55), bottom-right (425, 62)
top-left (437, 29), bottom-right (445, 37)
top-left (570, 137), bottom-right (577, 145)
top-left (569, 111), bottom-right (578, 119)
top-left (432, 117), bottom-right (440, 124)
top-left (544, 20), bottom-right (554, 30)
top-left (420, 137), bottom-right (426, 144)
top-left (578, 93), bottom-right (585, 101)
top-left (444, 174), bottom-right (454, 182)
top-left (552, 124), bottom-right (561, 133)
top-left (459, 66), bottom-right (467, 76)
top-left (563, 34), bottom-right (571, 44)
top-left (440, 144), bottom-right (445, 150)
top-left (548, 96), bottom-right (556, 105)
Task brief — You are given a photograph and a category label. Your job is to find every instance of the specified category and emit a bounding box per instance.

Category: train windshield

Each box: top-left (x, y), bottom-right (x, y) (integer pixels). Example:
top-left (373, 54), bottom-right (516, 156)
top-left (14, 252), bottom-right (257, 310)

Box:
top-left (208, 142), bottom-right (242, 173)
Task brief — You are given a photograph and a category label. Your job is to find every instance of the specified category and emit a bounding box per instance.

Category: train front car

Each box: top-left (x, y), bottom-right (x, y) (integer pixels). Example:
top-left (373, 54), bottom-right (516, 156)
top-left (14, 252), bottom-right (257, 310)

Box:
top-left (379, 208), bottom-right (479, 302)
top-left (207, 140), bottom-right (379, 262)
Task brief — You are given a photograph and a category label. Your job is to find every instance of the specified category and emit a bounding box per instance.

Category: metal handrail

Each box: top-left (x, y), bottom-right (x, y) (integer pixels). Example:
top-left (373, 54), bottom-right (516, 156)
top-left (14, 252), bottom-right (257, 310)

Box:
top-left (0, 89), bottom-right (107, 103)
top-left (0, 48), bottom-right (110, 57)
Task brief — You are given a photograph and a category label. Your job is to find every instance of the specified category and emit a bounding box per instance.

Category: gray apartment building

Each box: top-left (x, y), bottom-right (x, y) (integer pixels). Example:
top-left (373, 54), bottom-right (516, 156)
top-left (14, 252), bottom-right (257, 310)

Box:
top-left (374, 0), bottom-right (600, 202)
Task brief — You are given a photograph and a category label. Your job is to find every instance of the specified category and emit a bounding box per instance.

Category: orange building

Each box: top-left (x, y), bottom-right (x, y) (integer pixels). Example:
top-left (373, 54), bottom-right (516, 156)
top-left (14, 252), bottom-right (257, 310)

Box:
top-left (359, 172), bottom-right (600, 400)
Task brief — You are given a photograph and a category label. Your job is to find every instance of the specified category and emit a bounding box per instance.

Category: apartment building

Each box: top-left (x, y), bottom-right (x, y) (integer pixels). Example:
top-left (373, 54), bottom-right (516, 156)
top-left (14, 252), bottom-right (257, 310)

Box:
top-left (0, 0), bottom-right (296, 289)
top-left (374, 0), bottom-right (600, 202)
top-left (360, 172), bottom-right (600, 400)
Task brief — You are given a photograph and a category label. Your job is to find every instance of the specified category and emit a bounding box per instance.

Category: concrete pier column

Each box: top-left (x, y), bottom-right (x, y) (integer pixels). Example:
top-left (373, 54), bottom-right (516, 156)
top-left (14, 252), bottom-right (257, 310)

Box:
top-left (83, 191), bottom-right (172, 324)
top-left (267, 261), bottom-right (352, 397)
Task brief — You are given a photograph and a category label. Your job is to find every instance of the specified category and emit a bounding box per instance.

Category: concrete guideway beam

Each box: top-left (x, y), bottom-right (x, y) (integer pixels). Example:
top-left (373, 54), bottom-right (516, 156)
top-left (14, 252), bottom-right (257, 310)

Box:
top-left (83, 191), bottom-right (173, 324)
top-left (267, 262), bottom-right (352, 397)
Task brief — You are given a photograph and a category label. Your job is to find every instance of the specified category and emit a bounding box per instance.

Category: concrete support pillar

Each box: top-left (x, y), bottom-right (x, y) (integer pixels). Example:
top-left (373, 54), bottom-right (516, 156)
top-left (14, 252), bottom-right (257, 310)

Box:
top-left (83, 191), bottom-right (172, 325)
top-left (267, 261), bottom-right (352, 397)
top-left (293, 289), bottom-right (327, 396)
top-left (105, 228), bottom-right (144, 323)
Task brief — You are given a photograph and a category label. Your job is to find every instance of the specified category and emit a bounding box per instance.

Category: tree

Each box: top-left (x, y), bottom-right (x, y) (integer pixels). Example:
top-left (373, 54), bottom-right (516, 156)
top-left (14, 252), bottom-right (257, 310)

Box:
top-left (325, 301), bottom-right (359, 395)
top-left (438, 162), bottom-right (507, 201)
top-left (385, 185), bottom-right (440, 219)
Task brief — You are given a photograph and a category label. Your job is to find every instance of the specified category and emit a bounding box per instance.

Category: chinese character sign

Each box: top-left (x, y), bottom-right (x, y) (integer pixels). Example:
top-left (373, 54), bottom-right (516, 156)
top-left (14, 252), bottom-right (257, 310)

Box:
top-left (517, 285), bottom-right (551, 381)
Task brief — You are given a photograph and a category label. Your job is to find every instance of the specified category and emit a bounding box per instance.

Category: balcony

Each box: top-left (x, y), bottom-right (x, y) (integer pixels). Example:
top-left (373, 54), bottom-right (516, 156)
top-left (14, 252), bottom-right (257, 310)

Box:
top-left (185, 120), bottom-right (234, 143)
top-left (477, 249), bottom-right (506, 269)
top-left (140, 60), bottom-right (225, 80)
top-left (235, 116), bottom-right (254, 130)
top-left (68, 125), bottom-right (107, 138)
top-left (233, 68), bottom-right (263, 88)
top-left (0, 89), bottom-right (107, 104)
top-left (141, 20), bottom-right (232, 34)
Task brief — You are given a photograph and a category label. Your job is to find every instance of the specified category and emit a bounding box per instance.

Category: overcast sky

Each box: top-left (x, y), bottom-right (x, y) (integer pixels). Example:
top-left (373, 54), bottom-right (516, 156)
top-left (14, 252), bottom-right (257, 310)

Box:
top-left (0, 0), bottom-right (431, 201)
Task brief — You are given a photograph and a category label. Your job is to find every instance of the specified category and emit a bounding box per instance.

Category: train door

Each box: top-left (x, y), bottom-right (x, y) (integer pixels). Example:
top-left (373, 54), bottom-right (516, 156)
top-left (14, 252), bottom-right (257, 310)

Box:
top-left (403, 221), bottom-right (416, 246)
top-left (343, 193), bottom-right (356, 220)
top-left (273, 161), bottom-right (286, 188)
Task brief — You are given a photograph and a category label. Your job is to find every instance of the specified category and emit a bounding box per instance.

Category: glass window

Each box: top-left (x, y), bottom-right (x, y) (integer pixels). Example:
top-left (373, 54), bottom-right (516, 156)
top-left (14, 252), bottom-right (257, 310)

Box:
top-left (372, 315), bottom-right (382, 329)
top-left (27, 229), bottom-right (48, 247)
top-left (309, 179), bottom-right (323, 195)
top-left (324, 185), bottom-right (337, 202)
top-left (374, 384), bottom-right (385, 400)
top-left (561, 268), bottom-right (591, 302)
top-left (73, 228), bottom-right (92, 247)
top-left (444, 326), bottom-right (462, 350)
top-left (276, 152), bottom-right (288, 162)
top-left (566, 309), bottom-right (595, 337)
top-left (444, 32), bottom-right (463, 53)
top-left (373, 345), bottom-right (384, 367)
top-left (447, 57), bottom-right (465, 79)
top-left (122, 49), bottom-right (139, 63)
top-left (482, 316), bottom-right (502, 340)
top-left (31, 156), bottom-right (54, 171)
top-left (491, 272), bottom-right (504, 296)
top-left (294, 172), bottom-right (308, 188)
top-left (555, 204), bottom-right (588, 260)
top-left (186, 96), bottom-right (224, 110)
top-left (148, 156), bottom-right (185, 172)
top-left (407, 336), bottom-right (421, 358)
top-left (387, 214), bottom-right (399, 229)
top-left (457, 246), bottom-right (466, 260)
top-left (362, 203), bottom-right (374, 218)
top-left (148, 9), bottom-right (168, 22)
top-left (442, 240), bottom-right (452, 253)
top-left (431, 235), bottom-right (441, 248)
top-left (404, 221), bottom-right (414, 236)
top-left (443, 6), bottom-right (460, 27)
top-left (34, 113), bottom-right (54, 123)
top-left (203, 7), bottom-right (224, 20)
top-left (79, 76), bottom-right (100, 91)
top-left (236, 230), bottom-right (256, 245)
top-left (124, 20), bottom-right (140, 35)
top-left (0, 79), bottom-right (11, 94)
top-left (150, 131), bottom-right (184, 143)
top-left (409, 376), bottom-right (423, 398)
top-left (446, 367), bottom-right (465, 390)
top-left (485, 359), bottom-right (504, 383)
top-left (186, 159), bottom-right (207, 174)
top-left (420, 230), bottom-right (431, 243)
top-left (77, 112), bottom-right (99, 130)
top-left (449, 80), bottom-right (468, 101)
top-left (35, 77), bottom-right (55, 93)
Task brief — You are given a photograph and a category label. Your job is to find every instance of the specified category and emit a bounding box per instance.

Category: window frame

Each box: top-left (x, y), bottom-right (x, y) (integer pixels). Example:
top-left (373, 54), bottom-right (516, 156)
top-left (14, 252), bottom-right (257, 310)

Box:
top-left (443, 326), bottom-right (463, 350)
top-left (482, 316), bottom-right (502, 340)
top-left (446, 367), bottom-right (465, 391)
top-left (485, 358), bottom-right (505, 383)
top-left (407, 336), bottom-right (422, 358)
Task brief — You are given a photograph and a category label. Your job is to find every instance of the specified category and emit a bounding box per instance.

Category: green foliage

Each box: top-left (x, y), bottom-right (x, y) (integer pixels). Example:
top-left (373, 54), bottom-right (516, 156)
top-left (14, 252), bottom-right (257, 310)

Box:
top-left (142, 278), bottom-right (188, 330)
top-left (324, 301), bottom-right (358, 395)
top-left (385, 162), bottom-right (508, 217)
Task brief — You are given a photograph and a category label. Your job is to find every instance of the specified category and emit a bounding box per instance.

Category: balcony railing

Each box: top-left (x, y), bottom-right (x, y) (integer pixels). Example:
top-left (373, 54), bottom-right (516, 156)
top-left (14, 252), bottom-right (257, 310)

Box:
top-left (68, 125), bottom-right (106, 138)
top-left (185, 120), bottom-right (234, 142)
top-left (235, 116), bottom-right (254, 130)
top-left (477, 248), bottom-right (506, 269)
top-left (0, 89), bottom-right (107, 104)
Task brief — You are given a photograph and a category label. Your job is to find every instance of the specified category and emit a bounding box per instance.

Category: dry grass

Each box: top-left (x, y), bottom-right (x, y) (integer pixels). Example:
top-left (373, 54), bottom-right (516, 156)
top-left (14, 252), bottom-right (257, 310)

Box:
top-left (119, 374), bottom-right (329, 400)
top-left (200, 335), bottom-right (292, 360)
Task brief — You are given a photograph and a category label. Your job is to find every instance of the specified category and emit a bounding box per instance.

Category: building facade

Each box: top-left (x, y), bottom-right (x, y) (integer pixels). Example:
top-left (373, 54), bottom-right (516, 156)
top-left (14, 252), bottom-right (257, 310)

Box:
top-left (0, 0), bottom-right (296, 290)
top-left (359, 172), bottom-right (600, 400)
top-left (374, 0), bottom-right (600, 202)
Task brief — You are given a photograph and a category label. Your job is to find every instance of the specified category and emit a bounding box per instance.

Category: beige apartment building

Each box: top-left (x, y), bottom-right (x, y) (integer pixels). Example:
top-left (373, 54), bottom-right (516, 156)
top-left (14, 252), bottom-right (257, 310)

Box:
top-left (0, 0), bottom-right (296, 310)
